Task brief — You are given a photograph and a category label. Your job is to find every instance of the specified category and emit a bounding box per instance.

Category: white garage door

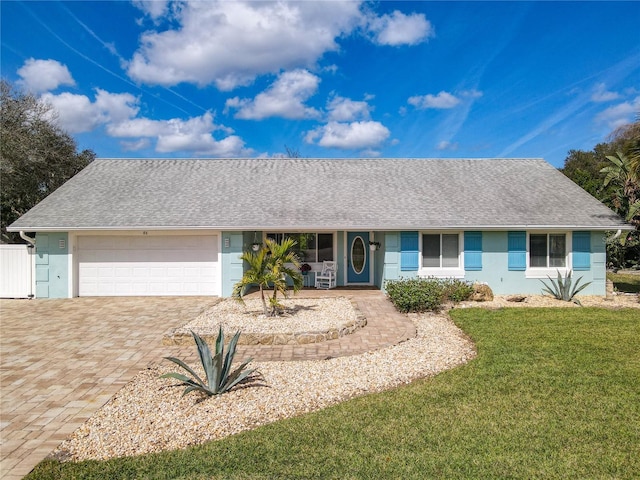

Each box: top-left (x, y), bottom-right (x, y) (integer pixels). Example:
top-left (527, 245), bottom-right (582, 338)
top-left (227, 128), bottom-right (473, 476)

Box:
top-left (78, 235), bottom-right (218, 296)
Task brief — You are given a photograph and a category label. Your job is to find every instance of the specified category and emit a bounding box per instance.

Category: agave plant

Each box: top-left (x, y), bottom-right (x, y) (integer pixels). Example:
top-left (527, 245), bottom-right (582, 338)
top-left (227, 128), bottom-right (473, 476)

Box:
top-left (161, 328), bottom-right (256, 397)
top-left (539, 270), bottom-right (592, 306)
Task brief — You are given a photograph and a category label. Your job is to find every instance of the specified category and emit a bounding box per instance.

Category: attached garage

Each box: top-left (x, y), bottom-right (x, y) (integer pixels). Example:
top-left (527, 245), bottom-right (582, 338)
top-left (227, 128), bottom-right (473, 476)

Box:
top-left (77, 235), bottom-right (219, 296)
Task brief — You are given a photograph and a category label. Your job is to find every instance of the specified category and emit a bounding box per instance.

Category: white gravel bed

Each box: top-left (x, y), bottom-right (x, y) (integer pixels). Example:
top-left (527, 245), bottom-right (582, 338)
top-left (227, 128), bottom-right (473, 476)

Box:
top-left (52, 312), bottom-right (475, 462)
top-left (178, 297), bottom-right (358, 334)
top-left (458, 294), bottom-right (640, 309)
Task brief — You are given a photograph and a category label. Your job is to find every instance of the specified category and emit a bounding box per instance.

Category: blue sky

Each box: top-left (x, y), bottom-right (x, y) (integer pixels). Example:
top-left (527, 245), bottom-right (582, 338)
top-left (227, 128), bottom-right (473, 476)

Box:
top-left (1, 1), bottom-right (638, 167)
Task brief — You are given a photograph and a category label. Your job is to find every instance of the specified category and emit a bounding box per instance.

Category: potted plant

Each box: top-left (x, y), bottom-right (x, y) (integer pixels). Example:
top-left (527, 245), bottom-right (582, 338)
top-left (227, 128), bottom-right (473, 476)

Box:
top-left (369, 241), bottom-right (381, 251)
top-left (299, 263), bottom-right (312, 275)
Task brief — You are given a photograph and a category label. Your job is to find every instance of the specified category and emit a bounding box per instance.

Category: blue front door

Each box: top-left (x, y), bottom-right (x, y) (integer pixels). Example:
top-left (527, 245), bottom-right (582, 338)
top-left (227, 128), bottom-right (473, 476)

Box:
top-left (347, 232), bottom-right (370, 283)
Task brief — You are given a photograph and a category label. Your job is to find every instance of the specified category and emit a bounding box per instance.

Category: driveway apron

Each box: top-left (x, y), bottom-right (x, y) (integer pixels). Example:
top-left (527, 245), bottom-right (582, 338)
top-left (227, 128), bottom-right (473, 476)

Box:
top-left (0, 297), bottom-right (217, 480)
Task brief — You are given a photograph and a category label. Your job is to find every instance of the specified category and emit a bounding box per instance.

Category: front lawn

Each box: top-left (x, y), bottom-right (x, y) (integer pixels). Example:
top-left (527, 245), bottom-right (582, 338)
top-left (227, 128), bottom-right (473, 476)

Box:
top-left (607, 271), bottom-right (640, 293)
top-left (29, 308), bottom-right (640, 479)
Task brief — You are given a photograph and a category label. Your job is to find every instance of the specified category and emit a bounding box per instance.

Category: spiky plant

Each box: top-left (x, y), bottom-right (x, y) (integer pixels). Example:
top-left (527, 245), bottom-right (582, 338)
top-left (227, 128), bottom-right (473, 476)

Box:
top-left (161, 328), bottom-right (256, 397)
top-left (540, 270), bottom-right (592, 306)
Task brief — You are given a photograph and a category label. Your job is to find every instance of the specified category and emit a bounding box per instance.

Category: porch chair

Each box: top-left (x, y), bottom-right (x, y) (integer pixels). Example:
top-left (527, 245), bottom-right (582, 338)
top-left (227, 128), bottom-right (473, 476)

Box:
top-left (315, 261), bottom-right (337, 289)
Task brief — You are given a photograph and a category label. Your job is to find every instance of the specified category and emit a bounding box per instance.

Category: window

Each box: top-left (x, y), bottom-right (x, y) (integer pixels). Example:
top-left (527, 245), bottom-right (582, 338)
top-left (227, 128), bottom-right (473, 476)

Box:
top-left (529, 233), bottom-right (566, 268)
top-left (266, 233), bottom-right (333, 262)
top-left (422, 233), bottom-right (460, 268)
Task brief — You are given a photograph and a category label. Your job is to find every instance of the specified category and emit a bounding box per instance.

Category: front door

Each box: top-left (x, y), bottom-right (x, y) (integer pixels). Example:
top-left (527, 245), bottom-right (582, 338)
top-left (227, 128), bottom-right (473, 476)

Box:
top-left (347, 232), bottom-right (370, 283)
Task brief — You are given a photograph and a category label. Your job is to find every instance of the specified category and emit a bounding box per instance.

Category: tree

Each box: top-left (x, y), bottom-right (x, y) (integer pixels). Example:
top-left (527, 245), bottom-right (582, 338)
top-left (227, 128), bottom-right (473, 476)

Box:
top-left (264, 237), bottom-right (303, 313)
top-left (560, 119), bottom-right (640, 269)
top-left (0, 80), bottom-right (95, 243)
top-left (232, 238), bottom-right (303, 316)
top-left (601, 151), bottom-right (639, 226)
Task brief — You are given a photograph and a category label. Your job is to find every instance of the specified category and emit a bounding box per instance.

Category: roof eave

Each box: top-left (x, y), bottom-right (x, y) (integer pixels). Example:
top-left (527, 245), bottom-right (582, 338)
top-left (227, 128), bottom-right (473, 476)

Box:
top-left (8, 224), bottom-right (634, 232)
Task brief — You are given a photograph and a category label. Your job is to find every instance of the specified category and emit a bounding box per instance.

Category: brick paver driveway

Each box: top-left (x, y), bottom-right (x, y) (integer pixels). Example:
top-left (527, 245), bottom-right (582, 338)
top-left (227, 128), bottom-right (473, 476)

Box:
top-left (0, 297), bottom-right (217, 480)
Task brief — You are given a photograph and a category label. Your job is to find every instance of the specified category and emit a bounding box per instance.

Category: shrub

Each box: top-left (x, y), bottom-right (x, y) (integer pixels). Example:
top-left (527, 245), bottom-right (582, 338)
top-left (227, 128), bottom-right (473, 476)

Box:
top-left (442, 278), bottom-right (475, 303)
top-left (385, 277), bottom-right (446, 313)
top-left (539, 270), bottom-right (592, 306)
top-left (161, 328), bottom-right (257, 397)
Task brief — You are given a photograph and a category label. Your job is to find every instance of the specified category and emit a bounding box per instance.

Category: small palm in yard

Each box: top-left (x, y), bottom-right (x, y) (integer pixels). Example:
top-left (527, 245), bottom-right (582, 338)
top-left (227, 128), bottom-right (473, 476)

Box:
top-left (161, 328), bottom-right (256, 397)
top-left (265, 237), bottom-right (303, 314)
top-left (233, 237), bottom-right (303, 316)
top-left (540, 269), bottom-right (592, 305)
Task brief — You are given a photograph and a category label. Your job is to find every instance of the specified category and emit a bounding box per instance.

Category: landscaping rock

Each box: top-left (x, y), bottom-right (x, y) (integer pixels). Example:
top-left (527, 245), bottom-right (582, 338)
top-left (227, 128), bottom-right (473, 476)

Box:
top-left (471, 283), bottom-right (494, 302)
top-left (506, 295), bottom-right (527, 303)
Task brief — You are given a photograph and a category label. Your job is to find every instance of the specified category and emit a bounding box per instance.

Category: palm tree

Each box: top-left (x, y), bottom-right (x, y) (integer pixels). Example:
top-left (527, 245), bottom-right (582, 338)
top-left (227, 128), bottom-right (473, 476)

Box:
top-left (601, 151), bottom-right (639, 226)
top-left (232, 244), bottom-right (275, 316)
top-left (232, 237), bottom-right (303, 317)
top-left (265, 237), bottom-right (303, 315)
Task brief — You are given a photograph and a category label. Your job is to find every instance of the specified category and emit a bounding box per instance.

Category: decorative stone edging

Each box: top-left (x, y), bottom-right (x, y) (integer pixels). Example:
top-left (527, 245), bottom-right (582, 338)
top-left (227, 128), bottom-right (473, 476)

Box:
top-left (162, 310), bottom-right (367, 346)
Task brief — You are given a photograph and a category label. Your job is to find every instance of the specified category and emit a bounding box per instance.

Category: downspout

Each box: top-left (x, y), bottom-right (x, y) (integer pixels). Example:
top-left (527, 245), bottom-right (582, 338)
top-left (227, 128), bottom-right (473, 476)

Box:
top-left (611, 229), bottom-right (622, 241)
top-left (19, 231), bottom-right (36, 299)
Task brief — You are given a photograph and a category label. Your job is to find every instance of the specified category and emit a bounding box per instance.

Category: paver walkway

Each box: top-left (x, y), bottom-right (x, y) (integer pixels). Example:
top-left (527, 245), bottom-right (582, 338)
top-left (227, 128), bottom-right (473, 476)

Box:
top-left (0, 290), bottom-right (414, 479)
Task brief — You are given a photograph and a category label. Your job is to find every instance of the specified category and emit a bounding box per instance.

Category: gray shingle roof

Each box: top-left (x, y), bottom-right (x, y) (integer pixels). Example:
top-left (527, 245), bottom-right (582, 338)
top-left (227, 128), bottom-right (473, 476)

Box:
top-left (8, 158), bottom-right (630, 231)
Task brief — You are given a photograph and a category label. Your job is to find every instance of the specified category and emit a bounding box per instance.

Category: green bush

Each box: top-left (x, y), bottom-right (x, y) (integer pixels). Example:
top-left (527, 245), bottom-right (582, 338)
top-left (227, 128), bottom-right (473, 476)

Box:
top-left (385, 277), bottom-right (475, 312)
top-left (442, 278), bottom-right (475, 302)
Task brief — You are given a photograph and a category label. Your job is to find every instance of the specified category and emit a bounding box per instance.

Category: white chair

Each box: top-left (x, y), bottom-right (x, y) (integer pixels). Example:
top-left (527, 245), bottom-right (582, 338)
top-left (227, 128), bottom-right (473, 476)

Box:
top-left (315, 261), bottom-right (337, 289)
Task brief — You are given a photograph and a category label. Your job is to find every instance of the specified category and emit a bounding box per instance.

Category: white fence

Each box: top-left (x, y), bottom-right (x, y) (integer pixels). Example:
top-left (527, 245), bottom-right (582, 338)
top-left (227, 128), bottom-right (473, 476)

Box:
top-left (0, 244), bottom-right (34, 298)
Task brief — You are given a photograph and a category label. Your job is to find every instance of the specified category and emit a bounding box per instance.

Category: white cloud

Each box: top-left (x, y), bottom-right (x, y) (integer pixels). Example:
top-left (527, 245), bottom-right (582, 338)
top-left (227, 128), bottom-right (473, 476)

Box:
top-left (93, 90), bottom-right (140, 123)
top-left (120, 138), bottom-right (151, 152)
top-left (107, 112), bottom-right (252, 156)
top-left (408, 90), bottom-right (483, 110)
top-left (40, 92), bottom-right (100, 133)
top-left (591, 83), bottom-right (621, 102)
top-left (436, 141), bottom-right (459, 151)
top-left (326, 96), bottom-right (371, 122)
top-left (305, 121), bottom-right (390, 149)
top-left (127, 1), bottom-right (362, 89)
top-left (40, 84), bottom-right (250, 156)
top-left (460, 89), bottom-right (483, 99)
top-left (17, 58), bottom-right (75, 93)
top-left (408, 91), bottom-right (460, 109)
top-left (595, 96), bottom-right (640, 129)
top-left (40, 89), bottom-right (139, 133)
top-left (225, 69), bottom-right (321, 120)
top-left (366, 10), bottom-right (434, 46)
top-left (132, 0), bottom-right (169, 20)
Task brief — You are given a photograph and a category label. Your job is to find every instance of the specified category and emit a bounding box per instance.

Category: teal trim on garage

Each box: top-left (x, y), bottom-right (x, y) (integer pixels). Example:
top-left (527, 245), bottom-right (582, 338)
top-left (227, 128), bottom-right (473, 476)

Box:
top-left (35, 232), bottom-right (68, 298)
top-left (221, 232), bottom-right (244, 297)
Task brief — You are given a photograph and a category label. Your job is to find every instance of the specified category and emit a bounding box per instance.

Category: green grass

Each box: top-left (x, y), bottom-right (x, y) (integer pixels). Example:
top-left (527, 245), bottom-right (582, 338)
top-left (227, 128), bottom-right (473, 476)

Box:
top-left (607, 272), bottom-right (640, 293)
top-left (29, 308), bottom-right (640, 479)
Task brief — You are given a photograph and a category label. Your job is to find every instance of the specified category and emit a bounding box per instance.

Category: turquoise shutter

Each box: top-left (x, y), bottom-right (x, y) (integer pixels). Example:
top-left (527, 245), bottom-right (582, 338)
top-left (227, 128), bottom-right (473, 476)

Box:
top-left (464, 231), bottom-right (482, 271)
top-left (508, 231), bottom-right (526, 271)
top-left (400, 232), bottom-right (419, 271)
top-left (572, 231), bottom-right (591, 271)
